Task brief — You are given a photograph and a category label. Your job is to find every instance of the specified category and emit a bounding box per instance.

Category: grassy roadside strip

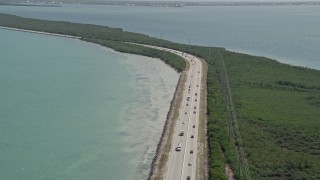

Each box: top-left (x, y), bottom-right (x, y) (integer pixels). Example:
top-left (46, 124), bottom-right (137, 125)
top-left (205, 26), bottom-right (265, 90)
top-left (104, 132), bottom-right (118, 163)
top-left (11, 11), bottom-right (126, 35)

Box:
top-left (196, 58), bottom-right (209, 180)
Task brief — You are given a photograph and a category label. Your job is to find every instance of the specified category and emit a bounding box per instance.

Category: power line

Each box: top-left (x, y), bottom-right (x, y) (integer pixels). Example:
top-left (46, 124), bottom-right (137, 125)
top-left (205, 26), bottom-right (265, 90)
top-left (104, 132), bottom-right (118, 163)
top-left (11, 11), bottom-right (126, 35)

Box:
top-left (218, 50), bottom-right (251, 180)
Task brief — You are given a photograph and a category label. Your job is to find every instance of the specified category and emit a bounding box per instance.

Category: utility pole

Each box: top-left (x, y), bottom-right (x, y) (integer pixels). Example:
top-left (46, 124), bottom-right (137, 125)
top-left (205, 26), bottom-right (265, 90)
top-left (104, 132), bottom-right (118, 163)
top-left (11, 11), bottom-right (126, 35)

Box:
top-left (188, 38), bottom-right (191, 53)
top-left (208, 42), bottom-right (211, 59)
top-left (229, 115), bottom-right (231, 142)
top-left (238, 150), bottom-right (241, 180)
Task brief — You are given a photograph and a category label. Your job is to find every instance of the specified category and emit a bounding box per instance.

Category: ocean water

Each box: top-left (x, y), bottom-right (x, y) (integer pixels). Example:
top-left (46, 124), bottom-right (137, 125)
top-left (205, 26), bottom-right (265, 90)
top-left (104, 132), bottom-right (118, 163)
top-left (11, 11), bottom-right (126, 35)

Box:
top-left (0, 4), bottom-right (319, 69)
top-left (0, 29), bottom-right (179, 179)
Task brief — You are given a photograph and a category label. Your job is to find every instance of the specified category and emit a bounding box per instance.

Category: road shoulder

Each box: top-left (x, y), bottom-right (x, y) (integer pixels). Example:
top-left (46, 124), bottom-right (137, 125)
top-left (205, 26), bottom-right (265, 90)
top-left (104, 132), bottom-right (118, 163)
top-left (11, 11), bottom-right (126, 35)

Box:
top-left (197, 58), bottom-right (209, 180)
top-left (148, 62), bottom-right (190, 180)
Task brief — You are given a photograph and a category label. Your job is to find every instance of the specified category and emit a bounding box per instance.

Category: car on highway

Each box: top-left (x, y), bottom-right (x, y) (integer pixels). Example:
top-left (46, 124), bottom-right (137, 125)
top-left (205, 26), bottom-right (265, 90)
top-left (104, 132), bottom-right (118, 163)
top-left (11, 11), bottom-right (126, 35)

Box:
top-left (185, 112), bottom-right (188, 114)
top-left (194, 106), bottom-right (196, 109)
top-left (179, 130), bottom-right (184, 136)
top-left (186, 103), bottom-right (189, 106)
top-left (182, 121), bottom-right (185, 124)
top-left (176, 143), bottom-right (181, 151)
top-left (191, 135), bottom-right (194, 138)
top-left (187, 176), bottom-right (191, 180)
top-left (193, 125), bottom-right (195, 128)
top-left (195, 99), bottom-right (197, 101)
top-left (190, 150), bottom-right (194, 154)
top-left (193, 111), bottom-right (196, 114)
top-left (188, 162), bottom-right (192, 166)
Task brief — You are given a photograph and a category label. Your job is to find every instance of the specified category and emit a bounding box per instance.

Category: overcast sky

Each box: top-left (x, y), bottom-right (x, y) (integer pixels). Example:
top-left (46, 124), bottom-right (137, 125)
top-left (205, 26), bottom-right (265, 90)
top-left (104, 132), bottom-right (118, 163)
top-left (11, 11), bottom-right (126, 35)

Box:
top-left (105, 0), bottom-right (320, 2)
top-left (117, 0), bottom-right (318, 1)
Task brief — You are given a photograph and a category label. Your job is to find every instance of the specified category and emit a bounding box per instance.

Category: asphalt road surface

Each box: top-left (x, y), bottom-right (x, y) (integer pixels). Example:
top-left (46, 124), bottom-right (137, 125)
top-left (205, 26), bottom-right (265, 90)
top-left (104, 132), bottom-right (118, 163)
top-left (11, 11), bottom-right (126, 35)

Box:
top-left (144, 45), bottom-right (203, 180)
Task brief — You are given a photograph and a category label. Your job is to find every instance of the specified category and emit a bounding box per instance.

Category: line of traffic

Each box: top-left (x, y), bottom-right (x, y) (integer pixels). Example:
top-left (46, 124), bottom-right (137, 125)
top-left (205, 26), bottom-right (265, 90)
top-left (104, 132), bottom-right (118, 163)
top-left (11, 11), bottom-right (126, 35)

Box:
top-left (137, 44), bottom-right (202, 180)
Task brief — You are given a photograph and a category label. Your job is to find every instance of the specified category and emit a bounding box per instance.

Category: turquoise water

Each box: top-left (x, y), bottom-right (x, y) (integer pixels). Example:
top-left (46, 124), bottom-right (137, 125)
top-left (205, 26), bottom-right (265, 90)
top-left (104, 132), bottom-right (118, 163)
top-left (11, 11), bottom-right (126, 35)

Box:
top-left (0, 4), bottom-right (319, 69)
top-left (0, 29), bottom-right (179, 179)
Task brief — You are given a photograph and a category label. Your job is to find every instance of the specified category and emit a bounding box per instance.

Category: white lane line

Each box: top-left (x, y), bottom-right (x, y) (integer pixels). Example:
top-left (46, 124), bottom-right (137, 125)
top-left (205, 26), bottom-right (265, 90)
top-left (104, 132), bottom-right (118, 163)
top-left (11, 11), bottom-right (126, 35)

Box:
top-left (162, 48), bottom-right (194, 180)
top-left (168, 53), bottom-right (191, 180)
top-left (181, 55), bottom-right (198, 180)
top-left (192, 58), bottom-right (202, 180)
top-left (185, 56), bottom-right (202, 180)
top-left (139, 45), bottom-right (202, 180)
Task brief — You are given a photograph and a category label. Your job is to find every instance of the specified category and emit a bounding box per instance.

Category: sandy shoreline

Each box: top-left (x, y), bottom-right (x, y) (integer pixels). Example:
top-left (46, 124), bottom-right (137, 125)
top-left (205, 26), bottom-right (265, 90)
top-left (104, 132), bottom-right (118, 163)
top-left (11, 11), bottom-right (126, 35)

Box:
top-left (148, 70), bottom-right (187, 179)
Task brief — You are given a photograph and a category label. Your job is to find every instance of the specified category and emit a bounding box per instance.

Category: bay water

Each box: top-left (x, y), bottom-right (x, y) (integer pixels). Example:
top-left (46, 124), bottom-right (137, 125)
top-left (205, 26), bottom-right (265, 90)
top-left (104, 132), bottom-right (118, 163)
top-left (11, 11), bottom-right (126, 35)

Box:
top-left (0, 4), bottom-right (319, 69)
top-left (0, 28), bottom-right (179, 179)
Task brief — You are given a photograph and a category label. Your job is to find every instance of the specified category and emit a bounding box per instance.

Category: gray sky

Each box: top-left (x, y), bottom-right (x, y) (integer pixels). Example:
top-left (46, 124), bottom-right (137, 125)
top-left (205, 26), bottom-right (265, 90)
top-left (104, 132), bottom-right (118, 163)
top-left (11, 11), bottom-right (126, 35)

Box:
top-left (115, 0), bottom-right (318, 1)
top-left (105, 0), bottom-right (320, 2)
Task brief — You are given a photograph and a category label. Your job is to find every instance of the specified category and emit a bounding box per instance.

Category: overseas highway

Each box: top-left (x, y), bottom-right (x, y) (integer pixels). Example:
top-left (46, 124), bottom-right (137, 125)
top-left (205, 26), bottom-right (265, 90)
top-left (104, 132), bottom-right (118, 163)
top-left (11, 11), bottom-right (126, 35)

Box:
top-left (144, 45), bottom-right (203, 180)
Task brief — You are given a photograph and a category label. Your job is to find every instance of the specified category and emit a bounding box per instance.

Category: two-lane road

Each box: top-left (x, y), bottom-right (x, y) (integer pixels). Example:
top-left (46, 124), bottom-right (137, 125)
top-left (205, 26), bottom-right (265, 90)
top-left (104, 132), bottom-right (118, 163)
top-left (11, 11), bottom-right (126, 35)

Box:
top-left (142, 45), bottom-right (202, 180)
top-left (165, 50), bottom-right (202, 180)
top-left (139, 45), bottom-right (202, 180)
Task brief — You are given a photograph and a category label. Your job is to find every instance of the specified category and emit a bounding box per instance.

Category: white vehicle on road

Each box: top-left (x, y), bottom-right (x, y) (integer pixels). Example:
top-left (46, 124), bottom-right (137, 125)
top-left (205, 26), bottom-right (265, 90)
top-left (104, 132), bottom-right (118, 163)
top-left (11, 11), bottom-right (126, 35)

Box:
top-left (176, 143), bottom-right (182, 151)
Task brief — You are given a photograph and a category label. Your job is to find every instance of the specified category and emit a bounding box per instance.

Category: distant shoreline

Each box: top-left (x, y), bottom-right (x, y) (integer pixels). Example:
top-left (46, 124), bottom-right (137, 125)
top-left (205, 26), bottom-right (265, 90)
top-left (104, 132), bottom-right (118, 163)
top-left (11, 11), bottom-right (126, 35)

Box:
top-left (0, 26), bottom-right (81, 39)
top-left (2, 1), bottom-right (320, 8)
top-left (0, 3), bottom-right (60, 7)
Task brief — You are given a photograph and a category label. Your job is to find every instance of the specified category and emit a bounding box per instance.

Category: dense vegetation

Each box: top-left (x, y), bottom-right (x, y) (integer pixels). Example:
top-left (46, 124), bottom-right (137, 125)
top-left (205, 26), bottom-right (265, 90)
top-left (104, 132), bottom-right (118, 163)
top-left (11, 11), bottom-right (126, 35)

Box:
top-left (221, 52), bottom-right (320, 179)
top-left (1, 13), bottom-right (319, 179)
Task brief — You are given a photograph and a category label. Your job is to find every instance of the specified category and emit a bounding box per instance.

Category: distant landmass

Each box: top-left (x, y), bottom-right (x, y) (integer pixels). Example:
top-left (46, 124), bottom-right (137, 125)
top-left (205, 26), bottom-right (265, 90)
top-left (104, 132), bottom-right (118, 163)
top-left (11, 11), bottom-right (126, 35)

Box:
top-left (2, 0), bottom-right (320, 7)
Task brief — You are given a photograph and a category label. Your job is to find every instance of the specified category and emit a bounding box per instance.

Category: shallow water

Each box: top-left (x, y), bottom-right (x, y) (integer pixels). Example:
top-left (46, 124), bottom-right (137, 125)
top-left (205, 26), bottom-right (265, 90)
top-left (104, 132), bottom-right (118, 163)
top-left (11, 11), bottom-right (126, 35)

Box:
top-left (0, 28), bottom-right (179, 179)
